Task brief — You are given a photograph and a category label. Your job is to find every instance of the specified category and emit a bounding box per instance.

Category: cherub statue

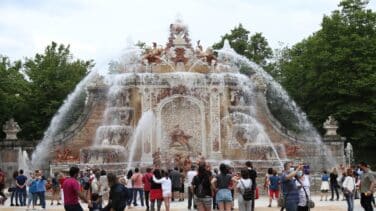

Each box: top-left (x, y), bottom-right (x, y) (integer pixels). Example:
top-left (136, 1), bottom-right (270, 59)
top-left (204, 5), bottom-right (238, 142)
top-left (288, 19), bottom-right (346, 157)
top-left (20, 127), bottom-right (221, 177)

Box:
top-left (144, 42), bottom-right (163, 64)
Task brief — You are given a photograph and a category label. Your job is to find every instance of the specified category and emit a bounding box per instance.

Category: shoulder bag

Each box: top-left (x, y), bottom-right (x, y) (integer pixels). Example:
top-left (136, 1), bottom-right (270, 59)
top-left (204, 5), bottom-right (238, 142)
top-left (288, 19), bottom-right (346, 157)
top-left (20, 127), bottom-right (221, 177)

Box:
top-left (297, 179), bottom-right (314, 209)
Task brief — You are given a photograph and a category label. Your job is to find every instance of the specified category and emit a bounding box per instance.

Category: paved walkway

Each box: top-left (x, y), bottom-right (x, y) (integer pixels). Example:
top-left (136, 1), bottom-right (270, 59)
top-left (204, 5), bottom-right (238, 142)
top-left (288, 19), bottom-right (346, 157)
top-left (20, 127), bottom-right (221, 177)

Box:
top-left (0, 195), bottom-right (368, 210)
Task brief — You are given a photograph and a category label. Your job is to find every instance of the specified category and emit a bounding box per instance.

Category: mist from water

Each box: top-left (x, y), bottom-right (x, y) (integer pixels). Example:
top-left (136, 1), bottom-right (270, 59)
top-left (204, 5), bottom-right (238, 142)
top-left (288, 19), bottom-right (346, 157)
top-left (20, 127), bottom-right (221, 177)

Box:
top-left (31, 70), bottom-right (98, 168)
top-left (216, 40), bottom-right (337, 167)
top-left (30, 37), bottom-right (337, 171)
top-left (127, 110), bottom-right (156, 169)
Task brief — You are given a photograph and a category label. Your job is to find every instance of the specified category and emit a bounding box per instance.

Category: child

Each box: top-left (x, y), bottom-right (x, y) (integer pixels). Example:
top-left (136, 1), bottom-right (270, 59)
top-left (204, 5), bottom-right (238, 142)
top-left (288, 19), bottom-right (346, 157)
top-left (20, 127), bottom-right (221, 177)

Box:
top-left (89, 193), bottom-right (102, 211)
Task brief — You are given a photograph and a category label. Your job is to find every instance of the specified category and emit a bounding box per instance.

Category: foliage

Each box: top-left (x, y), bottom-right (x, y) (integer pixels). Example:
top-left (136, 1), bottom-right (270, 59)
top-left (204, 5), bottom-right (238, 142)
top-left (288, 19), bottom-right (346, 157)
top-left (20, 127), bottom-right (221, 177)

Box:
top-left (0, 42), bottom-right (93, 140)
top-left (278, 0), bottom-right (376, 147)
top-left (0, 56), bottom-right (29, 139)
top-left (212, 24), bottom-right (273, 74)
top-left (21, 42), bottom-right (93, 139)
top-left (212, 24), bottom-right (303, 133)
top-left (135, 41), bottom-right (147, 52)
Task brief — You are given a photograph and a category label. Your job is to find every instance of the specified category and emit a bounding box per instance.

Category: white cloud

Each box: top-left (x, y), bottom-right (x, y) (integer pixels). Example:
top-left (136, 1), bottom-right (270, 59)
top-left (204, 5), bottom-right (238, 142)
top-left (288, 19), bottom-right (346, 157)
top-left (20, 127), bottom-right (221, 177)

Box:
top-left (1, 0), bottom-right (375, 69)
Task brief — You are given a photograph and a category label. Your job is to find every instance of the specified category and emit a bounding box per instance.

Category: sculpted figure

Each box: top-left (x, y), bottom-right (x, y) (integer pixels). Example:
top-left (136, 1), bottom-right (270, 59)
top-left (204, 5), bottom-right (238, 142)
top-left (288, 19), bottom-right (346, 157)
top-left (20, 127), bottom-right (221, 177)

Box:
top-left (157, 88), bottom-right (171, 102)
top-left (230, 90), bottom-right (240, 106)
top-left (2, 118), bottom-right (21, 140)
top-left (286, 145), bottom-right (300, 156)
top-left (323, 115), bottom-right (338, 136)
top-left (183, 155), bottom-right (192, 171)
top-left (213, 137), bottom-right (220, 152)
top-left (204, 47), bottom-right (216, 65)
top-left (124, 90), bottom-right (131, 106)
top-left (111, 132), bottom-right (121, 145)
top-left (174, 154), bottom-right (185, 169)
top-left (195, 40), bottom-right (204, 57)
top-left (152, 148), bottom-right (162, 167)
top-left (63, 148), bottom-right (77, 161)
top-left (144, 42), bottom-right (163, 64)
top-left (170, 125), bottom-right (192, 150)
top-left (55, 148), bottom-right (78, 162)
top-left (196, 152), bottom-right (206, 164)
top-left (55, 149), bottom-right (64, 162)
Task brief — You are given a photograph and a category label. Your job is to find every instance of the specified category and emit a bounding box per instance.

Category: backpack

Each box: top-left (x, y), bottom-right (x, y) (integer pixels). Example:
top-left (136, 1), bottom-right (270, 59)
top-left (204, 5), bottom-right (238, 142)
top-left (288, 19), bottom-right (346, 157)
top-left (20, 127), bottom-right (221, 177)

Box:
top-left (52, 178), bottom-right (59, 188)
top-left (105, 184), bottom-right (129, 210)
top-left (240, 180), bottom-right (253, 201)
top-left (81, 176), bottom-right (90, 190)
top-left (195, 177), bottom-right (207, 198)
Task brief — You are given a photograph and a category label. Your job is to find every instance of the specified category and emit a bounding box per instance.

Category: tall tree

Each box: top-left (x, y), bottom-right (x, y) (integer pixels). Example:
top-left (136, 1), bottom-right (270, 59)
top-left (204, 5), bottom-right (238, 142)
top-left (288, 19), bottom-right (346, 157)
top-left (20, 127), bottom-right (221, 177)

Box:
top-left (248, 32), bottom-right (273, 67)
top-left (0, 56), bottom-right (29, 139)
top-left (279, 0), bottom-right (376, 148)
top-left (23, 42), bottom-right (93, 139)
top-left (213, 24), bottom-right (272, 72)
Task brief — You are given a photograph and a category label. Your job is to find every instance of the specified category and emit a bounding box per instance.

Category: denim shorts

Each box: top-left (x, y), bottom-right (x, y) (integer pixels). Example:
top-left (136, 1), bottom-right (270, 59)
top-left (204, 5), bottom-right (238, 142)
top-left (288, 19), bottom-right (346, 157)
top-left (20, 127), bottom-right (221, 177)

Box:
top-left (216, 189), bottom-right (232, 203)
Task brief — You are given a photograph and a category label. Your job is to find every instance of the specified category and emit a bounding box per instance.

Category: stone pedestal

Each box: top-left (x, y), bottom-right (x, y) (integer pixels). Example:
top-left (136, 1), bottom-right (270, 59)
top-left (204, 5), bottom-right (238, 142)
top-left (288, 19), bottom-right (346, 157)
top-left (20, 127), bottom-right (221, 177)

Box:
top-left (0, 141), bottom-right (36, 185)
top-left (322, 116), bottom-right (346, 166)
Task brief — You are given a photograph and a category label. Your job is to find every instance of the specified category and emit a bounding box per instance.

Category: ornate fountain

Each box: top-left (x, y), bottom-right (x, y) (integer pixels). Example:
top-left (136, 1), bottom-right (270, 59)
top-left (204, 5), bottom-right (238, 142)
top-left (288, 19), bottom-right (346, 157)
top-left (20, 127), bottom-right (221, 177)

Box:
top-left (41, 20), bottom-right (343, 174)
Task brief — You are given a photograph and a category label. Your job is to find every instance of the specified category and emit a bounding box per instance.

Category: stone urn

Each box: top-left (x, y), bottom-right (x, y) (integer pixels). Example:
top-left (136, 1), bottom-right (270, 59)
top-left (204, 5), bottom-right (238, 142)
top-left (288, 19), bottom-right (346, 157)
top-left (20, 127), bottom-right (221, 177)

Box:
top-left (2, 118), bottom-right (21, 140)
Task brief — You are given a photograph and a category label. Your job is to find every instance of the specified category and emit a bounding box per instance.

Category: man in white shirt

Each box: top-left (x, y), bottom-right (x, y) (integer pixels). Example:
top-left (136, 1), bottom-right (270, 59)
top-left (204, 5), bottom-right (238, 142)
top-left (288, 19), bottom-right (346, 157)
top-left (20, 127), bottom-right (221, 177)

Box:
top-left (187, 166), bottom-right (197, 210)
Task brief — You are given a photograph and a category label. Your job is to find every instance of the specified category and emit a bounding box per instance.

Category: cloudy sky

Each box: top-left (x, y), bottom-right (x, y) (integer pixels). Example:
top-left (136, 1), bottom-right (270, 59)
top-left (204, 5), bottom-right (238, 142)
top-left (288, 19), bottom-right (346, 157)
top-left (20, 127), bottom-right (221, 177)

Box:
top-left (1, 0), bottom-right (375, 70)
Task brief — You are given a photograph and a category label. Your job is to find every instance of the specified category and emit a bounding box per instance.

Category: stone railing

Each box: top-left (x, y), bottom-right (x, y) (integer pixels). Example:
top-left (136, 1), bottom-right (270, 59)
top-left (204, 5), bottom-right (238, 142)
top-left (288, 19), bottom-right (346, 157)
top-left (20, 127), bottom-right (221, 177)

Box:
top-left (0, 139), bottom-right (38, 149)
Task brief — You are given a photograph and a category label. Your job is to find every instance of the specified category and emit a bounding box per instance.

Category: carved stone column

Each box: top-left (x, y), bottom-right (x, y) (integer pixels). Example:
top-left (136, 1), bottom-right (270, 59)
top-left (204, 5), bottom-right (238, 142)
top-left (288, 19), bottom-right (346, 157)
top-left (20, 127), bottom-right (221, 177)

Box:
top-left (209, 87), bottom-right (222, 159)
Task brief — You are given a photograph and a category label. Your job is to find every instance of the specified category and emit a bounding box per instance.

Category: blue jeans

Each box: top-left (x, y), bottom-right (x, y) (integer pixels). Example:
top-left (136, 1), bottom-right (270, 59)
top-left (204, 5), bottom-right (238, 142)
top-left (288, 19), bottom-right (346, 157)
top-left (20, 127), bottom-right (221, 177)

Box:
top-left (285, 200), bottom-right (298, 211)
top-left (36, 191), bottom-right (46, 209)
top-left (127, 188), bottom-right (133, 206)
top-left (133, 188), bottom-right (144, 206)
top-left (10, 188), bottom-right (16, 205)
top-left (16, 188), bottom-right (27, 205)
top-left (27, 192), bottom-right (37, 207)
top-left (345, 193), bottom-right (354, 211)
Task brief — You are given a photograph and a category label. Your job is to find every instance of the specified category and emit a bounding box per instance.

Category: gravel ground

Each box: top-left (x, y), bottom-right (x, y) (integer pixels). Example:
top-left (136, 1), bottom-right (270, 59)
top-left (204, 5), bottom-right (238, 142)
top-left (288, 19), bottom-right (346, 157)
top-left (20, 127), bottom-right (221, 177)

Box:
top-left (0, 195), bottom-right (370, 210)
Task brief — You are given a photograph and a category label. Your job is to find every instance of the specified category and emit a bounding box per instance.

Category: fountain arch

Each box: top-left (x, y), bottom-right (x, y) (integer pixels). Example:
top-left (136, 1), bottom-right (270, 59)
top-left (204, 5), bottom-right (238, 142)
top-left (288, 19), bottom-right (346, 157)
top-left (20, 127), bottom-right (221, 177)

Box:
top-left (156, 94), bottom-right (207, 158)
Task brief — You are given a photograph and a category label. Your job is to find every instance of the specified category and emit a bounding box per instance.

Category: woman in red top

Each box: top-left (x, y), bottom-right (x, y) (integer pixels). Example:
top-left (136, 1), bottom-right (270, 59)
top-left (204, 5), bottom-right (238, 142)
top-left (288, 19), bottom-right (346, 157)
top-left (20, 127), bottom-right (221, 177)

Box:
top-left (142, 168), bottom-right (153, 210)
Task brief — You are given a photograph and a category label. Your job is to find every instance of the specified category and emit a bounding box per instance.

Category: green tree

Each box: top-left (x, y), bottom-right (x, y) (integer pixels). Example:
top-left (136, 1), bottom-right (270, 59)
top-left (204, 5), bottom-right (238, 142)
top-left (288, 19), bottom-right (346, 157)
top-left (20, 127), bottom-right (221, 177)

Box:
top-left (262, 42), bottom-right (291, 83)
top-left (0, 56), bottom-right (29, 139)
top-left (248, 32), bottom-right (273, 67)
top-left (213, 24), bottom-right (273, 72)
top-left (135, 41), bottom-right (147, 51)
top-left (23, 42), bottom-right (93, 139)
top-left (279, 0), bottom-right (376, 148)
